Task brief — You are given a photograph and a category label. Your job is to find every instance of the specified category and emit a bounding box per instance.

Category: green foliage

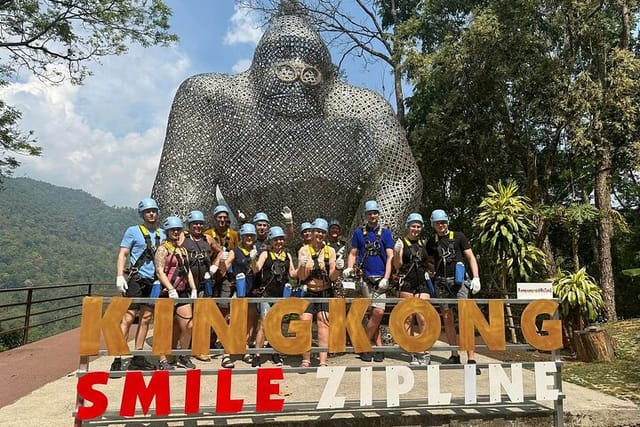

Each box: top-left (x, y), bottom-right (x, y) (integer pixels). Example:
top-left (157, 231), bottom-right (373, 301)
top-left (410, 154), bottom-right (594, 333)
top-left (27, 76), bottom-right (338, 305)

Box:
top-left (553, 267), bottom-right (604, 329)
top-left (0, 177), bottom-right (137, 287)
top-left (473, 181), bottom-right (547, 290)
top-left (0, 0), bottom-right (177, 179)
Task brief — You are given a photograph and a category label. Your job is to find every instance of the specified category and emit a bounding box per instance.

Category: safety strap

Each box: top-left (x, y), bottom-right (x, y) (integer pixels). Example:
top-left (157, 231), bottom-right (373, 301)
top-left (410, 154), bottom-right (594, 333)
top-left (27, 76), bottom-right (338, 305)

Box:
top-left (131, 224), bottom-right (161, 270)
top-left (163, 241), bottom-right (189, 286)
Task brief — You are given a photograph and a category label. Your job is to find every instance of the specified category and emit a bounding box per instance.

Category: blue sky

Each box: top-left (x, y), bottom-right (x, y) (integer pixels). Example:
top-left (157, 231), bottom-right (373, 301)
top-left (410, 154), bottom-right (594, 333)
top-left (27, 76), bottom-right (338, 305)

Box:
top-left (3, 1), bottom-right (396, 207)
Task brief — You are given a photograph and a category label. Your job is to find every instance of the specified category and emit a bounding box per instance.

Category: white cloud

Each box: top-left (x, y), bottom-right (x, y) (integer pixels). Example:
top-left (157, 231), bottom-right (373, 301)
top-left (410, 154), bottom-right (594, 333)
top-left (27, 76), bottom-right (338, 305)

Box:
top-left (3, 45), bottom-right (192, 208)
top-left (224, 5), bottom-right (263, 45)
top-left (232, 58), bottom-right (252, 73)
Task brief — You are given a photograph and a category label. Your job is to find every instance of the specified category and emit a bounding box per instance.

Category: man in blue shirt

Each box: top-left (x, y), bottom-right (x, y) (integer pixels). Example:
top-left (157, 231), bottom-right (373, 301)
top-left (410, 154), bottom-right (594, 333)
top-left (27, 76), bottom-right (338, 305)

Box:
top-left (344, 200), bottom-right (394, 362)
top-left (111, 198), bottom-right (167, 374)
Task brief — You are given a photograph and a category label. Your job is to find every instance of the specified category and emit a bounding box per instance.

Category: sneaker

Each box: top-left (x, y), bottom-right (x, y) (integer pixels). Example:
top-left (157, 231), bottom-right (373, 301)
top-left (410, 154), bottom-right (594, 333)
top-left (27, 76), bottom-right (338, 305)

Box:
top-left (271, 353), bottom-right (283, 366)
top-left (419, 353), bottom-right (431, 366)
top-left (177, 356), bottom-right (196, 369)
top-left (409, 354), bottom-right (420, 366)
top-left (158, 359), bottom-right (175, 370)
top-left (194, 354), bottom-right (211, 361)
top-left (109, 358), bottom-right (123, 378)
top-left (128, 356), bottom-right (155, 371)
top-left (373, 351), bottom-right (384, 362)
top-left (445, 354), bottom-right (461, 364)
top-left (468, 359), bottom-right (481, 375)
top-left (251, 355), bottom-right (262, 368)
top-left (360, 352), bottom-right (373, 362)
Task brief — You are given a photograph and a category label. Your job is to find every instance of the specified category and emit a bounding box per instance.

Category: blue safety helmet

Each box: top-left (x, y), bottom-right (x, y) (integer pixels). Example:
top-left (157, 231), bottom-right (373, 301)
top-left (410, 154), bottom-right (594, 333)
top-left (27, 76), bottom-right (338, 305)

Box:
top-left (363, 200), bottom-right (381, 214)
top-left (300, 222), bottom-right (313, 232)
top-left (137, 198), bottom-right (159, 217)
top-left (213, 205), bottom-right (229, 217)
top-left (239, 223), bottom-right (257, 237)
top-left (268, 226), bottom-right (285, 240)
top-left (405, 213), bottom-right (424, 228)
top-left (163, 216), bottom-right (184, 230)
top-left (187, 210), bottom-right (205, 224)
top-left (430, 209), bottom-right (449, 226)
top-left (312, 218), bottom-right (329, 233)
top-left (252, 212), bottom-right (270, 224)
top-left (329, 219), bottom-right (341, 229)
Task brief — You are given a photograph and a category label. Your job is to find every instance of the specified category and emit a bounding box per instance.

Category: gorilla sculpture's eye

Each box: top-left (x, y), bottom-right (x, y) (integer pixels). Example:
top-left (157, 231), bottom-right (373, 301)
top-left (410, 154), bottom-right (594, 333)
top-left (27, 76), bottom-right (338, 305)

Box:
top-left (275, 63), bottom-right (322, 86)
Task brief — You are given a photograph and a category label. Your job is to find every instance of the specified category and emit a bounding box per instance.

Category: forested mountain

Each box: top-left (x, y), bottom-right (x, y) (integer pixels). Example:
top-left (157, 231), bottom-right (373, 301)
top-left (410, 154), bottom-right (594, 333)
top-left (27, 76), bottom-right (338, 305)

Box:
top-left (0, 177), bottom-right (138, 287)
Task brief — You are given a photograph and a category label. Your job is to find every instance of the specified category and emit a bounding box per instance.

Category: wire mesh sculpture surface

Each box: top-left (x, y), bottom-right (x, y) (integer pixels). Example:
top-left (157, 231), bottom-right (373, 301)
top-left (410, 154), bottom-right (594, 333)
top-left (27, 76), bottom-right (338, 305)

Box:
top-left (151, 4), bottom-right (422, 236)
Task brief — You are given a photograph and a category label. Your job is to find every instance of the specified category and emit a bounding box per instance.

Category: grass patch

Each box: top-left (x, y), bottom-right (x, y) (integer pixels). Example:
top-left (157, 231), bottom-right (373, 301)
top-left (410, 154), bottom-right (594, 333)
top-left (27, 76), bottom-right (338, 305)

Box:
top-left (562, 318), bottom-right (640, 404)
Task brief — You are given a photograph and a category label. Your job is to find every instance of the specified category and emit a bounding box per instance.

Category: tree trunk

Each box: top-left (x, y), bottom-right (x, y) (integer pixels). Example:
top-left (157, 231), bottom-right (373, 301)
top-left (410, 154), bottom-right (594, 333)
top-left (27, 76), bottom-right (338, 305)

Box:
top-left (594, 147), bottom-right (617, 321)
top-left (501, 260), bottom-right (518, 343)
top-left (573, 326), bottom-right (616, 362)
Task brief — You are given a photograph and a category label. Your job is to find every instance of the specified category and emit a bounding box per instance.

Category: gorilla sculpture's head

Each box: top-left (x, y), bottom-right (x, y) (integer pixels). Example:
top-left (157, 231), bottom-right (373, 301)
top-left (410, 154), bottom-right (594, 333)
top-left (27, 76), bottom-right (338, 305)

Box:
top-left (250, 4), bottom-right (335, 118)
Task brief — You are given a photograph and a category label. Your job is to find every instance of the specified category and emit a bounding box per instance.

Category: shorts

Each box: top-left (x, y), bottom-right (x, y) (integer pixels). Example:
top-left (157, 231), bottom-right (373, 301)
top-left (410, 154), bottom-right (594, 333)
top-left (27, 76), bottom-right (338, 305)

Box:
top-left (125, 275), bottom-right (154, 310)
top-left (304, 288), bottom-right (333, 314)
top-left (435, 277), bottom-right (470, 309)
top-left (364, 276), bottom-right (386, 311)
top-left (215, 279), bottom-right (233, 309)
top-left (399, 279), bottom-right (430, 296)
top-left (259, 302), bottom-right (273, 319)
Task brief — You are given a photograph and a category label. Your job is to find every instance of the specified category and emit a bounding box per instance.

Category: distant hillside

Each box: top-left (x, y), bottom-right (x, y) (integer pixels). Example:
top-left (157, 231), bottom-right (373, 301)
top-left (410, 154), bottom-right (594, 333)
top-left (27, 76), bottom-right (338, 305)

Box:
top-left (0, 177), bottom-right (138, 287)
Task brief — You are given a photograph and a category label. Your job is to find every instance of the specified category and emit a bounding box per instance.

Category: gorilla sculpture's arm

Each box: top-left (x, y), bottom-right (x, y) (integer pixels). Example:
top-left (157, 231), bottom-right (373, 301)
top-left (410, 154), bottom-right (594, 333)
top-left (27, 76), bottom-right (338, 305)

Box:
top-left (326, 83), bottom-right (423, 236)
top-left (152, 74), bottom-right (222, 218)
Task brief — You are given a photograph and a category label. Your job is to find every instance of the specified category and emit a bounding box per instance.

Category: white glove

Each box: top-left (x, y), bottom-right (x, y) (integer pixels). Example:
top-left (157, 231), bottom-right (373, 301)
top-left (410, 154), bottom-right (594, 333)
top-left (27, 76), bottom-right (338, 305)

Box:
top-left (221, 249), bottom-right (229, 261)
top-left (249, 248), bottom-right (258, 260)
top-left (116, 276), bottom-right (128, 293)
top-left (190, 289), bottom-right (198, 299)
top-left (394, 238), bottom-right (403, 253)
top-left (281, 206), bottom-right (293, 224)
top-left (237, 210), bottom-right (246, 222)
top-left (342, 267), bottom-right (353, 278)
top-left (299, 255), bottom-right (309, 267)
top-left (209, 264), bottom-right (219, 275)
top-left (168, 289), bottom-right (179, 299)
top-left (335, 258), bottom-right (344, 270)
top-left (471, 277), bottom-right (481, 295)
top-left (378, 278), bottom-right (389, 291)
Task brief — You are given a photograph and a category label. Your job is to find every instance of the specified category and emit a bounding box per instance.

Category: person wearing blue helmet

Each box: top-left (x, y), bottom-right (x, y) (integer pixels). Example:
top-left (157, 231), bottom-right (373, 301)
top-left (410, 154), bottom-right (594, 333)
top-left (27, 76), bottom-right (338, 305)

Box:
top-left (344, 199), bottom-right (394, 363)
top-left (252, 211), bottom-right (271, 253)
top-left (298, 221), bottom-right (314, 248)
top-left (250, 225), bottom-right (297, 367)
top-left (425, 209), bottom-right (481, 374)
top-left (111, 198), bottom-right (166, 374)
top-left (181, 210), bottom-right (222, 362)
top-left (393, 213), bottom-right (432, 366)
top-left (297, 218), bottom-right (338, 367)
top-left (221, 222), bottom-right (259, 368)
top-left (155, 216), bottom-right (198, 370)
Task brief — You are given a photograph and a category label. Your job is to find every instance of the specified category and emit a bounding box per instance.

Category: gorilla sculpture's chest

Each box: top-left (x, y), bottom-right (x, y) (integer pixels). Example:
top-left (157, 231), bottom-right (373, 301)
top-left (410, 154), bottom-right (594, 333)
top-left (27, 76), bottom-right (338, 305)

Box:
top-left (213, 105), bottom-right (374, 220)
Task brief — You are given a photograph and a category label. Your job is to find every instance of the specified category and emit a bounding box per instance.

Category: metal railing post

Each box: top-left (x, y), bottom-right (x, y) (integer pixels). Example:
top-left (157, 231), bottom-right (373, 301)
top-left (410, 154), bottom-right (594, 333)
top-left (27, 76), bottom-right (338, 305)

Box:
top-left (23, 288), bottom-right (33, 345)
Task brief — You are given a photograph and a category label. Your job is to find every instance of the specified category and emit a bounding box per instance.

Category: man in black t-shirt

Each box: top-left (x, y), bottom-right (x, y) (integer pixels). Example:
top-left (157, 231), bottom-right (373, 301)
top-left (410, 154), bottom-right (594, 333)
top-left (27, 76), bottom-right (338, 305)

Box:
top-left (425, 209), bottom-right (481, 374)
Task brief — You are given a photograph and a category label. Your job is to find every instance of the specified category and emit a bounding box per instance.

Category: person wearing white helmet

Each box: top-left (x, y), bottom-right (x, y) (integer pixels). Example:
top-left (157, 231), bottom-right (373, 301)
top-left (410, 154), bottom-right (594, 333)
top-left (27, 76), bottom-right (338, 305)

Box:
top-left (297, 218), bottom-right (338, 367)
top-left (250, 226), bottom-right (298, 367)
top-left (222, 223), bottom-right (259, 368)
top-left (344, 200), bottom-right (394, 363)
top-left (425, 209), bottom-right (482, 374)
top-left (111, 198), bottom-right (166, 375)
top-left (393, 213), bottom-right (433, 366)
top-left (155, 216), bottom-right (198, 370)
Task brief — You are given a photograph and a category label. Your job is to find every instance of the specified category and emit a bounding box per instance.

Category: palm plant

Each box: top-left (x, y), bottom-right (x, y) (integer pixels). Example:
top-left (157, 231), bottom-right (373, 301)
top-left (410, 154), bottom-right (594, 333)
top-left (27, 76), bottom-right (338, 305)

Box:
top-left (474, 180), bottom-right (547, 342)
top-left (552, 268), bottom-right (604, 345)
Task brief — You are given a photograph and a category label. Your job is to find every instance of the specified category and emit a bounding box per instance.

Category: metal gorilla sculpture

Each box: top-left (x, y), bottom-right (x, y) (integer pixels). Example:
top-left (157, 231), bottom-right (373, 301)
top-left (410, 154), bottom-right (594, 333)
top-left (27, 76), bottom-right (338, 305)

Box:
top-left (151, 6), bottom-right (422, 235)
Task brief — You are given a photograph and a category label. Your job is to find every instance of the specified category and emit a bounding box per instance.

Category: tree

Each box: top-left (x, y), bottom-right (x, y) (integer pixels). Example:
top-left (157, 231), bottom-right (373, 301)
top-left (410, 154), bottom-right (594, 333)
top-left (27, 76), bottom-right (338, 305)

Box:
top-left (473, 181), bottom-right (547, 342)
top-left (242, 0), bottom-right (418, 127)
top-left (0, 0), bottom-right (177, 180)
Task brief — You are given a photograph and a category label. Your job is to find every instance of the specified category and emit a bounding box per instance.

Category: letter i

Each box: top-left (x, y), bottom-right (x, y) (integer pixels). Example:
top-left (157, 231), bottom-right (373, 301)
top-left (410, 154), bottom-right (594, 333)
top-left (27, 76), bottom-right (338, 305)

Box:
top-left (184, 369), bottom-right (201, 414)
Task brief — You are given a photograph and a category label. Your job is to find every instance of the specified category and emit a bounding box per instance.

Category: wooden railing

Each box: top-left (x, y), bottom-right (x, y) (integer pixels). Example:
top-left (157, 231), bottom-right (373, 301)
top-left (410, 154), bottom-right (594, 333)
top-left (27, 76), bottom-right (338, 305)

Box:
top-left (0, 282), bottom-right (114, 346)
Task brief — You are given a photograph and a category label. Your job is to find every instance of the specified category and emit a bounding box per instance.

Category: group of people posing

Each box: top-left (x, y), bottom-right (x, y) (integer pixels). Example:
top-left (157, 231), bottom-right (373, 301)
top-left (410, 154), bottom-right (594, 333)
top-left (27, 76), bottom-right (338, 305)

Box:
top-left (110, 197), bottom-right (483, 375)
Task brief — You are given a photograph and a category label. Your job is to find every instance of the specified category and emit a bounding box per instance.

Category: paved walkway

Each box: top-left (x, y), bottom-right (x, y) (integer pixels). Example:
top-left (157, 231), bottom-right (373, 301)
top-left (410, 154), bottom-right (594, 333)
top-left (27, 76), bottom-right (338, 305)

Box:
top-left (1, 328), bottom-right (639, 426)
